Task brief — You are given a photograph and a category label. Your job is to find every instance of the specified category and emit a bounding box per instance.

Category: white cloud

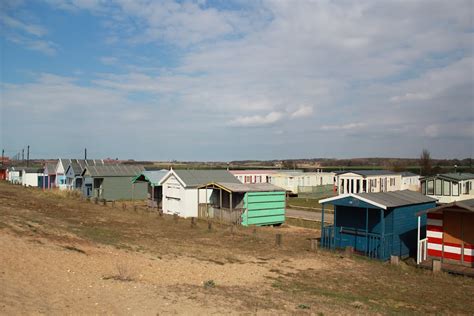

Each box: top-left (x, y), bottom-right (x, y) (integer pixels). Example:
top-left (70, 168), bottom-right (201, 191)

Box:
top-left (229, 112), bottom-right (284, 127)
top-left (320, 123), bottom-right (367, 131)
top-left (390, 92), bottom-right (431, 103)
top-left (0, 14), bottom-right (47, 36)
top-left (291, 105), bottom-right (313, 118)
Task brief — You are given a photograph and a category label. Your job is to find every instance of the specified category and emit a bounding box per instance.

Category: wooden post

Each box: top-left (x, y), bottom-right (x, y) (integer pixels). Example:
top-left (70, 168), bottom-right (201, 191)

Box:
top-left (173, 213), bottom-right (178, 223)
top-left (432, 259), bottom-right (442, 273)
top-left (390, 255), bottom-right (399, 265)
top-left (102, 199), bottom-right (106, 206)
top-left (151, 184), bottom-right (155, 209)
top-left (345, 246), bottom-right (354, 257)
top-left (208, 221), bottom-right (212, 231)
top-left (191, 217), bottom-right (196, 228)
top-left (310, 238), bottom-right (318, 251)
top-left (275, 233), bottom-right (282, 246)
top-left (133, 205), bottom-right (137, 212)
top-left (112, 200), bottom-right (115, 207)
top-left (122, 202), bottom-right (126, 210)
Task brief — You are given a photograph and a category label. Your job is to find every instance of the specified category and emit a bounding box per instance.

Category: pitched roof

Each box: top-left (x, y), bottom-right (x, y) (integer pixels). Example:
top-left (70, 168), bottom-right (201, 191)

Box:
top-left (199, 182), bottom-right (285, 193)
top-left (416, 198), bottom-right (474, 216)
top-left (437, 173), bottom-right (474, 181)
top-left (338, 170), bottom-right (397, 177)
top-left (82, 165), bottom-right (145, 177)
top-left (164, 169), bottom-right (240, 187)
top-left (22, 168), bottom-right (44, 174)
top-left (320, 190), bottom-right (437, 209)
top-left (399, 172), bottom-right (419, 177)
top-left (229, 170), bottom-right (278, 175)
top-left (132, 170), bottom-right (168, 185)
top-left (44, 163), bottom-right (57, 174)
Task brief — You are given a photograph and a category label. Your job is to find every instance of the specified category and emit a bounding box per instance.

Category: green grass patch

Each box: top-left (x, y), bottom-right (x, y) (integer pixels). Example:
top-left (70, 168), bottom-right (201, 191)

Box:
top-left (75, 226), bottom-right (122, 246)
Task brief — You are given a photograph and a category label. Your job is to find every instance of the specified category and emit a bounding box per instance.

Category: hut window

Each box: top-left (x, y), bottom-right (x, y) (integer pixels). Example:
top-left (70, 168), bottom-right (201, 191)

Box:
top-left (452, 182), bottom-right (459, 196)
top-left (435, 179), bottom-right (442, 195)
top-left (443, 180), bottom-right (451, 196)
top-left (421, 181), bottom-right (426, 194)
top-left (427, 180), bottom-right (434, 195)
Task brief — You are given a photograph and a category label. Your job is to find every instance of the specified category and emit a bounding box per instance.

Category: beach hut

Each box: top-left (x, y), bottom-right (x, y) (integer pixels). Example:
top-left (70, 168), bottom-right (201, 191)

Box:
top-left (159, 169), bottom-right (241, 218)
top-left (197, 182), bottom-right (286, 226)
top-left (319, 190), bottom-right (437, 260)
top-left (132, 170), bottom-right (168, 208)
top-left (21, 168), bottom-right (44, 187)
top-left (81, 165), bottom-right (146, 201)
top-left (416, 199), bottom-right (474, 268)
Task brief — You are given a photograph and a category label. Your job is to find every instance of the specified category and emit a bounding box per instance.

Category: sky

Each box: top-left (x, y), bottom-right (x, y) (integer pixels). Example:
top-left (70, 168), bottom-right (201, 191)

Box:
top-left (1, 0), bottom-right (473, 161)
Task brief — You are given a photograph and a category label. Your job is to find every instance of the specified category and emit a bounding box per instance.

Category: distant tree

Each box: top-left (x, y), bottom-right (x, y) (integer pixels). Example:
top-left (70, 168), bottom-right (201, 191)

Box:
top-left (282, 160), bottom-right (296, 170)
top-left (420, 149), bottom-right (432, 176)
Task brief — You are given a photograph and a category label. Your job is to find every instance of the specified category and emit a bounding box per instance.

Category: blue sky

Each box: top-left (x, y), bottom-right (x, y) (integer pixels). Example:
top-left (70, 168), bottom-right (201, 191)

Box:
top-left (1, 0), bottom-right (473, 161)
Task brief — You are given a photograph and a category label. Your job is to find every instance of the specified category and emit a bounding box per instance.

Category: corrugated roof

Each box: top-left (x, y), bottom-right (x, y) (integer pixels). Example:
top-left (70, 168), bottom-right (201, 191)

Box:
top-left (439, 173), bottom-right (474, 181)
top-left (44, 163), bottom-right (57, 174)
top-left (205, 182), bottom-right (285, 193)
top-left (356, 190), bottom-right (437, 208)
top-left (173, 169), bottom-right (240, 187)
top-left (83, 165), bottom-right (145, 177)
top-left (338, 170), bottom-right (397, 177)
top-left (320, 190), bottom-right (437, 209)
top-left (132, 170), bottom-right (168, 185)
top-left (22, 168), bottom-right (44, 173)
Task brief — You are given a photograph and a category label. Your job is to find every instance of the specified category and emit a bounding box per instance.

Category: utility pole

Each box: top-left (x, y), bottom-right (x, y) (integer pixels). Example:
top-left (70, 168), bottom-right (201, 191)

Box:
top-left (27, 145), bottom-right (30, 167)
top-left (84, 148), bottom-right (87, 160)
top-left (1, 149), bottom-right (4, 166)
top-left (22, 148), bottom-right (25, 162)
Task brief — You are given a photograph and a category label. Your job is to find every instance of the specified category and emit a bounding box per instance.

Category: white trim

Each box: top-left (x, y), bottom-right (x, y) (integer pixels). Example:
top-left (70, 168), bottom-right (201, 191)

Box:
top-left (428, 243), bottom-right (442, 251)
top-left (427, 218), bottom-right (443, 226)
top-left (319, 193), bottom-right (387, 209)
top-left (427, 231), bottom-right (443, 239)
top-left (464, 248), bottom-right (474, 256)
top-left (158, 170), bottom-right (186, 187)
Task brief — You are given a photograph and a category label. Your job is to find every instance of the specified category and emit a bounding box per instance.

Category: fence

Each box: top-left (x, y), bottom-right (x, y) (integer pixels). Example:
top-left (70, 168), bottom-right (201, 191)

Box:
top-left (297, 184), bottom-right (335, 199)
top-left (198, 203), bottom-right (243, 225)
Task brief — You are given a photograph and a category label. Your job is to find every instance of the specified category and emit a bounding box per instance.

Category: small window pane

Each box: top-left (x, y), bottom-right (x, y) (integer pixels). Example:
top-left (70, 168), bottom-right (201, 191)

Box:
top-left (435, 179), bottom-right (442, 195)
top-left (443, 181), bottom-right (451, 196)
top-left (427, 180), bottom-right (434, 195)
top-left (421, 181), bottom-right (426, 194)
top-left (453, 183), bottom-right (459, 196)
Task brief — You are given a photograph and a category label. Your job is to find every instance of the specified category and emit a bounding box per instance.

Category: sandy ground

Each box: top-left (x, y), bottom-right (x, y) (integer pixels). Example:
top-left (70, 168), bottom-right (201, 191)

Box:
top-left (0, 231), bottom-right (328, 315)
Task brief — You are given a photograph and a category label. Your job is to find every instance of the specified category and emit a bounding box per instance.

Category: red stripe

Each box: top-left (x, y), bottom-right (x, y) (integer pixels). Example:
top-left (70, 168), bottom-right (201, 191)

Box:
top-left (428, 249), bottom-right (442, 257)
top-left (444, 241), bottom-right (462, 248)
top-left (427, 213), bottom-right (443, 220)
top-left (444, 252), bottom-right (461, 260)
top-left (427, 225), bottom-right (443, 232)
top-left (464, 255), bottom-right (473, 263)
top-left (428, 237), bottom-right (443, 244)
top-left (464, 243), bottom-right (474, 250)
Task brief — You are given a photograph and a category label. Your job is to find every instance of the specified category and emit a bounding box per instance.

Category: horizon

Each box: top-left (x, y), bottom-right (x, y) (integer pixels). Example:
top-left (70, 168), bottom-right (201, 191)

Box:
top-left (1, 1), bottom-right (473, 160)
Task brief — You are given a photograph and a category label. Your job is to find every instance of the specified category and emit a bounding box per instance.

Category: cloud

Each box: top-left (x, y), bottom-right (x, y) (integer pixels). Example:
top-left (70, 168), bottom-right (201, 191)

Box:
top-left (0, 14), bottom-right (47, 36)
top-left (291, 105), bottom-right (313, 118)
top-left (390, 92), bottom-right (431, 103)
top-left (320, 123), bottom-right (367, 131)
top-left (229, 112), bottom-right (284, 127)
top-left (0, 11), bottom-right (57, 55)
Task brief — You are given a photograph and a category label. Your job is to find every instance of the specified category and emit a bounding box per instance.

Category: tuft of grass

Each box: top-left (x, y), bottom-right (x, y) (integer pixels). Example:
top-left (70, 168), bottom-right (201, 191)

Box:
top-left (103, 263), bottom-right (136, 282)
top-left (297, 303), bottom-right (310, 309)
top-left (203, 279), bottom-right (216, 289)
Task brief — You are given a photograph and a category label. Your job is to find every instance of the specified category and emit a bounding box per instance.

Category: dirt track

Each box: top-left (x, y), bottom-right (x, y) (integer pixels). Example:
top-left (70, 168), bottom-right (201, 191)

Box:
top-left (1, 183), bottom-right (473, 315)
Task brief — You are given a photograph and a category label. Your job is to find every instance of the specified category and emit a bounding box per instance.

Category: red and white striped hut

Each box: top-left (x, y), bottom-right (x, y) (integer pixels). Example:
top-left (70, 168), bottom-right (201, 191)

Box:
top-left (416, 199), bottom-right (474, 267)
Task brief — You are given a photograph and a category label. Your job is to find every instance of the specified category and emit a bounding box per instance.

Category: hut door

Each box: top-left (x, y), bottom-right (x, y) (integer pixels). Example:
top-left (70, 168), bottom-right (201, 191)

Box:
top-left (443, 212), bottom-right (462, 262)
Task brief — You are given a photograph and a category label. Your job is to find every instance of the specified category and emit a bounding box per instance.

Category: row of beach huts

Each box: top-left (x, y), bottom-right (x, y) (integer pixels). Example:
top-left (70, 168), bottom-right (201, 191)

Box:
top-left (1, 159), bottom-right (473, 274)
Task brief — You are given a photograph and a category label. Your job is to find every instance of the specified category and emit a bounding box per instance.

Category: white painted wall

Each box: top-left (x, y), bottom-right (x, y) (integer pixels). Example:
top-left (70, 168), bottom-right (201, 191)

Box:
top-left (336, 173), bottom-right (402, 194)
top-left (161, 174), bottom-right (211, 217)
top-left (22, 172), bottom-right (40, 187)
top-left (269, 172), bottom-right (335, 193)
top-left (7, 170), bottom-right (21, 184)
top-left (401, 175), bottom-right (421, 191)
